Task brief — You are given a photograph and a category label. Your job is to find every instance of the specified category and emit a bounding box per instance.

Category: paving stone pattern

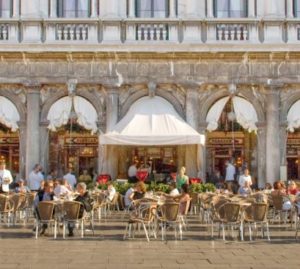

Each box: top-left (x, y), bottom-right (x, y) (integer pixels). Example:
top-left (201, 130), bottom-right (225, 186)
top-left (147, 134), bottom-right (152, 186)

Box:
top-left (0, 213), bottom-right (299, 269)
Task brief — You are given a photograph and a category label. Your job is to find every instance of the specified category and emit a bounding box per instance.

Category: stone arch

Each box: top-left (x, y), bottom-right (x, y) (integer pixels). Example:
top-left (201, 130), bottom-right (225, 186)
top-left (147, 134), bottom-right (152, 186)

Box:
top-left (199, 87), bottom-right (265, 126)
top-left (120, 86), bottom-right (185, 120)
top-left (280, 90), bottom-right (300, 123)
top-left (40, 86), bottom-right (105, 130)
top-left (0, 88), bottom-right (26, 124)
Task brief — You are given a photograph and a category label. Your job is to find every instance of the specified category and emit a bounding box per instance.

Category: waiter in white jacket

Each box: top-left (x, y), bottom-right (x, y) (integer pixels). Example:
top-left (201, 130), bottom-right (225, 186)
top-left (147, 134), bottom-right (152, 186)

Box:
top-left (0, 160), bottom-right (13, 193)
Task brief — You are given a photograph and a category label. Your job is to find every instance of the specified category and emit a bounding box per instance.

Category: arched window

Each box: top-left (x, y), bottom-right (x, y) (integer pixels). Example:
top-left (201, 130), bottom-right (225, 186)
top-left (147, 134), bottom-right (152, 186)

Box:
top-left (0, 0), bottom-right (12, 18)
top-left (57, 0), bottom-right (90, 18)
top-left (214, 0), bottom-right (247, 18)
top-left (136, 0), bottom-right (169, 18)
top-left (294, 0), bottom-right (300, 17)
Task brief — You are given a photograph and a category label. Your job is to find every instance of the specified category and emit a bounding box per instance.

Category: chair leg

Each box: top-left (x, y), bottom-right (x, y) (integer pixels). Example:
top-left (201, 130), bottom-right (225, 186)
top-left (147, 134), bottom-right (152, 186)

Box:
top-left (35, 221), bottom-right (39, 239)
top-left (222, 224), bottom-right (225, 241)
top-left (143, 223), bottom-right (150, 242)
top-left (248, 224), bottom-right (252, 241)
top-left (266, 222), bottom-right (270, 241)
top-left (81, 220), bottom-right (84, 238)
top-left (63, 222), bottom-right (66, 239)
top-left (54, 221), bottom-right (57, 239)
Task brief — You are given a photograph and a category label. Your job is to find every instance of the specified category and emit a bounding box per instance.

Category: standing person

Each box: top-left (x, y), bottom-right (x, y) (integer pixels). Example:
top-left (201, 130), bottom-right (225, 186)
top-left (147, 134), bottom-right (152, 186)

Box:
top-left (27, 164), bottom-right (44, 191)
top-left (225, 160), bottom-right (235, 192)
top-left (0, 160), bottom-right (13, 193)
top-left (47, 169), bottom-right (58, 181)
top-left (176, 166), bottom-right (189, 191)
top-left (128, 162), bottom-right (138, 183)
top-left (63, 167), bottom-right (77, 189)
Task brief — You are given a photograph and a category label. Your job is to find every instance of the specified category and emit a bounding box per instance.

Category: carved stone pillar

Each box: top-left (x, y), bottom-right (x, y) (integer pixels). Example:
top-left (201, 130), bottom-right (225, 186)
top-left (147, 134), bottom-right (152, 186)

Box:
top-left (257, 124), bottom-right (267, 188)
top-left (25, 83), bottom-right (41, 178)
top-left (12, 0), bottom-right (20, 17)
top-left (40, 121), bottom-right (49, 176)
top-left (185, 86), bottom-right (199, 178)
top-left (128, 0), bottom-right (135, 18)
top-left (18, 121), bottom-right (27, 179)
top-left (248, 0), bottom-right (255, 17)
top-left (286, 0), bottom-right (294, 18)
top-left (279, 123), bottom-right (288, 181)
top-left (266, 86), bottom-right (281, 184)
top-left (49, 0), bottom-right (57, 18)
top-left (101, 87), bottom-right (119, 179)
top-left (207, 0), bottom-right (214, 18)
top-left (169, 0), bottom-right (176, 18)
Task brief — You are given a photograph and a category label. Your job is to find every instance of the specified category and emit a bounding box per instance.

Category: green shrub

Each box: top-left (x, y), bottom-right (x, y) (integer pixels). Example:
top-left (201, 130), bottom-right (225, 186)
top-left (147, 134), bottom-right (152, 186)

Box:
top-left (189, 183), bottom-right (216, 193)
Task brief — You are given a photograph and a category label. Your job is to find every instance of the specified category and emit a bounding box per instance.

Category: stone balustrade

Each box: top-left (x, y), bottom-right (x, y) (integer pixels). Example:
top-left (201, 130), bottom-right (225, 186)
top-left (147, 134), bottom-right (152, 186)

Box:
top-left (0, 18), bottom-right (300, 44)
top-left (0, 24), bottom-right (9, 40)
top-left (136, 23), bottom-right (168, 41)
top-left (216, 24), bottom-right (249, 41)
top-left (56, 24), bottom-right (89, 41)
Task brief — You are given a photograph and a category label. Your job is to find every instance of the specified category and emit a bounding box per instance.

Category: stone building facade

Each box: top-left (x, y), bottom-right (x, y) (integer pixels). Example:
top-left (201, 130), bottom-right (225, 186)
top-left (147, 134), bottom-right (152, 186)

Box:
top-left (0, 0), bottom-right (300, 188)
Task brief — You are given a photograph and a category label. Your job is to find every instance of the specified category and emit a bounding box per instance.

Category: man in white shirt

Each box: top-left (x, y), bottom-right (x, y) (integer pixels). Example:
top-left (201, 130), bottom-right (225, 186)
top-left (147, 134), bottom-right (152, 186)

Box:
top-left (0, 161), bottom-right (13, 193)
top-left (128, 163), bottom-right (138, 183)
top-left (53, 179), bottom-right (71, 199)
top-left (169, 182), bottom-right (180, 196)
top-left (238, 168), bottom-right (252, 188)
top-left (27, 164), bottom-right (44, 191)
top-left (63, 167), bottom-right (77, 189)
top-left (225, 160), bottom-right (236, 192)
top-left (106, 182), bottom-right (116, 202)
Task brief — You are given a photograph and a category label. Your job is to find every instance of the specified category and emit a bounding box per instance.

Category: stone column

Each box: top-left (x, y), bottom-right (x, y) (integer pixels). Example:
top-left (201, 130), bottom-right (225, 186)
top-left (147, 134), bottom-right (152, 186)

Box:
top-left (49, 0), bottom-right (57, 18)
top-left (279, 124), bottom-right (288, 181)
top-left (18, 121), bottom-right (27, 179)
top-left (103, 87), bottom-right (119, 179)
top-left (25, 83), bottom-right (41, 178)
top-left (128, 0), bottom-right (135, 18)
top-left (248, 0), bottom-right (255, 18)
top-left (40, 122), bottom-right (50, 175)
top-left (286, 0), bottom-right (294, 18)
top-left (266, 86), bottom-right (281, 184)
top-left (12, 0), bottom-right (20, 17)
top-left (185, 86), bottom-right (199, 178)
top-left (169, 0), bottom-right (176, 18)
top-left (257, 124), bottom-right (267, 189)
top-left (207, 0), bottom-right (214, 18)
top-left (91, 0), bottom-right (98, 17)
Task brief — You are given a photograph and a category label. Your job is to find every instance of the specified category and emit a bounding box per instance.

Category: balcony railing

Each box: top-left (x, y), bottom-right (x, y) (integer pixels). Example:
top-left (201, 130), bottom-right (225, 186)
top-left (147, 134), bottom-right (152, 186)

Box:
top-left (0, 24), bottom-right (9, 40)
top-left (44, 20), bottom-right (98, 43)
top-left (216, 24), bottom-right (248, 41)
top-left (136, 23), bottom-right (168, 41)
top-left (56, 24), bottom-right (89, 41)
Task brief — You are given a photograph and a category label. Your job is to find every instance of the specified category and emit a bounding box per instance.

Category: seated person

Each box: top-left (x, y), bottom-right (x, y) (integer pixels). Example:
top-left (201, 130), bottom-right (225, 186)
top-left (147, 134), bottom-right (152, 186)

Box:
top-left (34, 181), bottom-right (55, 235)
top-left (53, 179), bottom-right (72, 199)
top-left (238, 180), bottom-right (252, 196)
top-left (78, 169), bottom-right (92, 185)
top-left (169, 182), bottom-right (179, 196)
top-left (272, 181), bottom-right (292, 211)
top-left (15, 179), bottom-right (30, 193)
top-left (130, 181), bottom-right (146, 201)
top-left (124, 186), bottom-right (134, 208)
top-left (287, 180), bottom-right (299, 195)
top-left (106, 182), bottom-right (116, 202)
top-left (68, 182), bottom-right (93, 236)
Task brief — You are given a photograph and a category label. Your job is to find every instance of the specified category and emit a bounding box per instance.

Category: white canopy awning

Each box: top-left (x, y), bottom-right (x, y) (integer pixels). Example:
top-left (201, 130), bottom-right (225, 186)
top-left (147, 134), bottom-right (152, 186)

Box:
top-left (47, 96), bottom-right (98, 134)
top-left (100, 96), bottom-right (205, 145)
top-left (206, 96), bottom-right (258, 132)
top-left (287, 100), bottom-right (300, 132)
top-left (0, 96), bottom-right (20, 132)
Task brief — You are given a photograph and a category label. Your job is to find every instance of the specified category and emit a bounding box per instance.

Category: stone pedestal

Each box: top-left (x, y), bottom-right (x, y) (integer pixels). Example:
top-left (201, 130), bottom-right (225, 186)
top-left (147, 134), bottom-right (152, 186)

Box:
top-left (25, 84), bottom-right (41, 178)
top-left (266, 86), bottom-right (281, 184)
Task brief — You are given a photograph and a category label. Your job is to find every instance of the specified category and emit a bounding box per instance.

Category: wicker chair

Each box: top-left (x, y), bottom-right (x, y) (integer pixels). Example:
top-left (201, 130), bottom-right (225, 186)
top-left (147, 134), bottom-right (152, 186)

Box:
top-left (92, 192), bottom-right (107, 221)
top-left (199, 193), bottom-right (215, 224)
top-left (296, 213), bottom-right (300, 240)
top-left (0, 194), bottom-right (14, 226)
top-left (219, 202), bottom-right (243, 241)
top-left (35, 201), bottom-right (56, 239)
top-left (244, 203), bottom-right (270, 241)
top-left (190, 192), bottom-right (200, 215)
top-left (179, 198), bottom-right (192, 230)
top-left (270, 194), bottom-right (291, 224)
top-left (62, 201), bottom-right (84, 239)
top-left (123, 202), bottom-right (157, 242)
top-left (10, 193), bottom-right (26, 225)
top-left (156, 202), bottom-right (182, 240)
top-left (209, 197), bottom-right (230, 238)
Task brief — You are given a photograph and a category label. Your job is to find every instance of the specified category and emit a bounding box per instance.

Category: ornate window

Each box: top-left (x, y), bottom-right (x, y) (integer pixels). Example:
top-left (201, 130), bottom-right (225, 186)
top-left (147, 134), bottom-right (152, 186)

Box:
top-left (57, 0), bottom-right (90, 18)
top-left (0, 0), bottom-right (12, 18)
top-left (294, 0), bottom-right (300, 17)
top-left (214, 0), bottom-right (247, 18)
top-left (136, 0), bottom-right (169, 18)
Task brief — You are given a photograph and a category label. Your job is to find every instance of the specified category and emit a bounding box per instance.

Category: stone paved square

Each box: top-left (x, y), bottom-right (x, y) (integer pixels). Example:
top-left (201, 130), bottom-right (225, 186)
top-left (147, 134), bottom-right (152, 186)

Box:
top-left (1, 213), bottom-right (299, 269)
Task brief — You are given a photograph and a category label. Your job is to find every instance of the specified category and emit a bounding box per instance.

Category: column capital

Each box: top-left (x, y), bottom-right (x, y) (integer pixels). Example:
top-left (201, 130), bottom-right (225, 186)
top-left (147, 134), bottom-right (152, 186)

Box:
top-left (104, 85), bottom-right (119, 95)
top-left (24, 81), bottom-right (41, 93)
